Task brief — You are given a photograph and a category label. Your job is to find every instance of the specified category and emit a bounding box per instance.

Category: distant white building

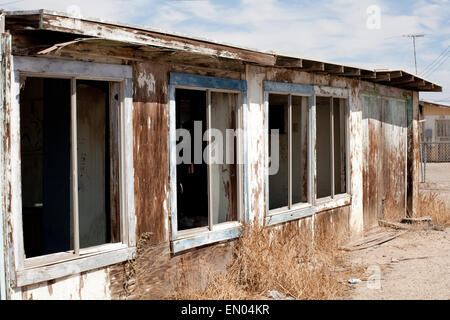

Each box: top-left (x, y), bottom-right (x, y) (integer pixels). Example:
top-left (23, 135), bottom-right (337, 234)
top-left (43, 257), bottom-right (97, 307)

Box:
top-left (419, 100), bottom-right (450, 162)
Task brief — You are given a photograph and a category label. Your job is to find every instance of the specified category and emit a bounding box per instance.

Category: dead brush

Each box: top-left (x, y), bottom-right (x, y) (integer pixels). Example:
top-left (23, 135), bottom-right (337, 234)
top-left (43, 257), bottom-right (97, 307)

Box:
top-left (418, 192), bottom-right (450, 227)
top-left (170, 221), bottom-right (348, 300)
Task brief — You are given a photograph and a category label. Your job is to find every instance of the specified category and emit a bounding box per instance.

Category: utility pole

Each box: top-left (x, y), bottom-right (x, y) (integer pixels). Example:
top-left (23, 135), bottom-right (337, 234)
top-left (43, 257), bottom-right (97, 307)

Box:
top-left (403, 34), bottom-right (425, 74)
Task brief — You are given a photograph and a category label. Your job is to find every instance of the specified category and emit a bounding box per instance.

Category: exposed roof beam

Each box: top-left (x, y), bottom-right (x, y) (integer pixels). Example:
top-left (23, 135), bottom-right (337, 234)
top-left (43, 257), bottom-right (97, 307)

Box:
top-left (360, 70), bottom-right (377, 79)
top-left (376, 70), bottom-right (403, 79)
top-left (324, 64), bottom-right (344, 74)
top-left (374, 73), bottom-right (390, 82)
top-left (301, 60), bottom-right (325, 72)
top-left (403, 80), bottom-right (426, 88)
top-left (343, 67), bottom-right (361, 76)
top-left (275, 56), bottom-right (303, 68)
top-left (390, 75), bottom-right (415, 85)
top-left (389, 71), bottom-right (403, 79)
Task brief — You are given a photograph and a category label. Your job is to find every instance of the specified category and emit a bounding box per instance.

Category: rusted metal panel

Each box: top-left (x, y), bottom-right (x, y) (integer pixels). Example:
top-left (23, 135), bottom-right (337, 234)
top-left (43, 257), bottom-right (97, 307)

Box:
top-left (382, 98), bottom-right (407, 219)
top-left (314, 205), bottom-right (350, 238)
top-left (362, 94), bottom-right (382, 230)
top-left (362, 92), bottom-right (408, 229)
top-left (132, 61), bottom-right (170, 243)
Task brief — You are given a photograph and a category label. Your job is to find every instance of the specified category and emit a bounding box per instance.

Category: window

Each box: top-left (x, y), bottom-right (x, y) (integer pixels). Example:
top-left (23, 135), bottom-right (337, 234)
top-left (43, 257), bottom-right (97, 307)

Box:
top-left (316, 97), bottom-right (348, 199)
top-left (265, 82), bottom-right (350, 225)
top-left (20, 78), bottom-right (119, 259)
top-left (268, 94), bottom-right (309, 211)
top-left (436, 119), bottom-right (450, 138)
top-left (169, 73), bottom-right (246, 253)
top-left (264, 81), bottom-right (315, 225)
top-left (11, 57), bottom-right (135, 287)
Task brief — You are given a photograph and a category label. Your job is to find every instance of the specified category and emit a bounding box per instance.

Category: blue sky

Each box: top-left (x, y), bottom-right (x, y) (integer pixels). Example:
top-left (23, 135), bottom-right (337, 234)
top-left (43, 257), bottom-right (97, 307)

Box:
top-left (3, 0), bottom-right (449, 103)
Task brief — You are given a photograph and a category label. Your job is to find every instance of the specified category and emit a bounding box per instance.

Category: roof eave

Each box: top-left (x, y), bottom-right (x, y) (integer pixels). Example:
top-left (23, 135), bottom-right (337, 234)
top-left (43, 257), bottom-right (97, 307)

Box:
top-left (4, 10), bottom-right (442, 92)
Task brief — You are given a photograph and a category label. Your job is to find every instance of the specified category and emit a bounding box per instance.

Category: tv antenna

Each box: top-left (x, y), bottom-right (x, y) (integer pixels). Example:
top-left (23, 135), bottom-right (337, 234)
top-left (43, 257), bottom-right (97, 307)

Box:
top-left (402, 34), bottom-right (425, 74)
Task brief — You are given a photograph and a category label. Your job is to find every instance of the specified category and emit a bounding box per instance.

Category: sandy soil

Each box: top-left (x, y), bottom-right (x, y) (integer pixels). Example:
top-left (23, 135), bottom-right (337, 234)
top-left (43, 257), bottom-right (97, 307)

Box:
top-left (343, 228), bottom-right (450, 300)
top-left (423, 162), bottom-right (450, 184)
top-left (340, 162), bottom-right (450, 300)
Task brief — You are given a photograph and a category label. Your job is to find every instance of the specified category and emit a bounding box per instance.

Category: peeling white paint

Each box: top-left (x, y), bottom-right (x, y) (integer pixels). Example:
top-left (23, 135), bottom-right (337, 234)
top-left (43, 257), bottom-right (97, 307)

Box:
top-left (245, 65), bottom-right (266, 225)
top-left (20, 268), bottom-right (111, 300)
top-left (137, 70), bottom-right (155, 94)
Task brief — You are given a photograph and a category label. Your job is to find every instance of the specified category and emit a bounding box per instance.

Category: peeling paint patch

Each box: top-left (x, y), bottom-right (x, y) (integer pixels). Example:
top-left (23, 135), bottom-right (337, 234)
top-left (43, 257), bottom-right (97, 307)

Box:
top-left (137, 70), bottom-right (156, 95)
top-left (19, 268), bottom-right (111, 300)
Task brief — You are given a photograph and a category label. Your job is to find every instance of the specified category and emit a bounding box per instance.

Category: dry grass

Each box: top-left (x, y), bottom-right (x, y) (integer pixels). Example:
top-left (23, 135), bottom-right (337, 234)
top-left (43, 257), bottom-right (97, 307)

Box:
top-left (418, 192), bottom-right (450, 227)
top-left (170, 222), bottom-right (350, 300)
top-left (382, 192), bottom-right (450, 228)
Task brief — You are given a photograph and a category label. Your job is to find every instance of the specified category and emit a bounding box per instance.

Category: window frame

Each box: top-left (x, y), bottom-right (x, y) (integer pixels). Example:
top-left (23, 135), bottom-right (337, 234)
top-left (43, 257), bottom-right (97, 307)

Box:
top-left (436, 119), bottom-right (450, 138)
top-left (264, 81), bottom-right (316, 226)
top-left (314, 86), bottom-right (351, 204)
top-left (169, 72), bottom-right (248, 253)
top-left (10, 56), bottom-right (136, 287)
top-left (264, 82), bottom-right (351, 226)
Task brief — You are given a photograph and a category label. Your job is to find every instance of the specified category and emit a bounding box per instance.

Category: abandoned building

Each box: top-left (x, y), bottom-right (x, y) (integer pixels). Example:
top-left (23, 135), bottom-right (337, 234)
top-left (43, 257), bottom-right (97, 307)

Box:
top-left (0, 10), bottom-right (442, 300)
top-left (420, 100), bottom-right (450, 143)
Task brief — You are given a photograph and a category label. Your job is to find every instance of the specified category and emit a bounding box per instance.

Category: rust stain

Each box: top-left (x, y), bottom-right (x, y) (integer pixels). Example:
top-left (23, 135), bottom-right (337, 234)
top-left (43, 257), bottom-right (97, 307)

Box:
top-left (79, 273), bottom-right (85, 299)
top-left (315, 206), bottom-right (350, 238)
top-left (47, 279), bottom-right (55, 296)
top-left (132, 61), bottom-right (170, 243)
top-left (269, 69), bottom-right (294, 83)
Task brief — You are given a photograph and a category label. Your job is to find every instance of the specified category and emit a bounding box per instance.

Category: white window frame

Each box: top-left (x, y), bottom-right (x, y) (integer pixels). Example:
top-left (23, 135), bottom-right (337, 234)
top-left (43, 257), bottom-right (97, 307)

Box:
top-left (169, 72), bottom-right (248, 253)
top-left (264, 83), bottom-right (351, 226)
top-left (264, 81), bottom-right (316, 226)
top-left (314, 86), bottom-right (351, 209)
top-left (10, 56), bottom-right (136, 287)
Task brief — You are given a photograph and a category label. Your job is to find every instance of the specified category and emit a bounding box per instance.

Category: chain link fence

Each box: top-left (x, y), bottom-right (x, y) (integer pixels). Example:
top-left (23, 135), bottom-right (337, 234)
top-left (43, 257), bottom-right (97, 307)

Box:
top-left (420, 142), bottom-right (450, 183)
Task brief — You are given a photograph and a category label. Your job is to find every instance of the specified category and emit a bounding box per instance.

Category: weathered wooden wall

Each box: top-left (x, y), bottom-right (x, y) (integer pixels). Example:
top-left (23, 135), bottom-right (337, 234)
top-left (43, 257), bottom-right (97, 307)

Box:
top-left (2, 47), bottom-right (421, 299)
top-left (132, 61), bottom-right (170, 244)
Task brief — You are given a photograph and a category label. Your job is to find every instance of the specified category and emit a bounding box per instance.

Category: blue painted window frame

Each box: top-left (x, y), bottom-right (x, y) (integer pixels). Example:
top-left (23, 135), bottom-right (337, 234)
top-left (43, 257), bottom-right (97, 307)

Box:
top-left (264, 81), bottom-right (317, 226)
top-left (169, 72), bottom-right (249, 253)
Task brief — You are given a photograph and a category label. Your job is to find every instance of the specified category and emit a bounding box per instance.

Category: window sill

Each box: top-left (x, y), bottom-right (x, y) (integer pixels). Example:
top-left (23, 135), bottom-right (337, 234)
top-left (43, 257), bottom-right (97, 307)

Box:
top-left (15, 246), bottom-right (135, 287)
top-left (172, 222), bottom-right (243, 253)
top-left (265, 194), bottom-right (352, 226)
top-left (315, 194), bottom-right (352, 212)
top-left (265, 205), bottom-right (316, 226)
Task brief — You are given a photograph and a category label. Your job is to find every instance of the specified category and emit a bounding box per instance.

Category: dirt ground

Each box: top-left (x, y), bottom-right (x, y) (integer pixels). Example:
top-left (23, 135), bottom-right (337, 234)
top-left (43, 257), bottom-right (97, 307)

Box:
top-left (343, 162), bottom-right (450, 300)
top-left (421, 162), bottom-right (450, 208)
top-left (422, 162), bottom-right (450, 184)
top-left (343, 227), bottom-right (450, 300)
